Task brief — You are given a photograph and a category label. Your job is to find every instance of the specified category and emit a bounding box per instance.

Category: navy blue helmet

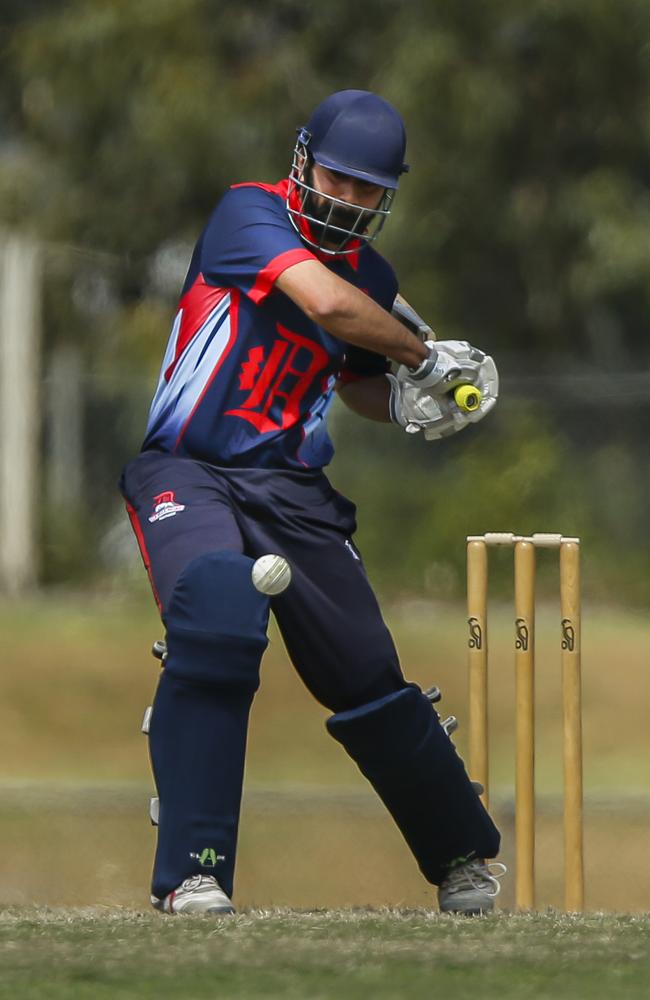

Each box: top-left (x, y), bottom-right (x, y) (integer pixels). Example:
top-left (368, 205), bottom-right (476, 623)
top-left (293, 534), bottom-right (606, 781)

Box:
top-left (305, 90), bottom-right (408, 189)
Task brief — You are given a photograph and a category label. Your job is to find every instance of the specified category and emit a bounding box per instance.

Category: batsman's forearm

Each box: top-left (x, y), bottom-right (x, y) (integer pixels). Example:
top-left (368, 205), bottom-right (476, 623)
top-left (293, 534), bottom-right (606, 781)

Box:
top-left (276, 259), bottom-right (427, 367)
top-left (317, 286), bottom-right (427, 368)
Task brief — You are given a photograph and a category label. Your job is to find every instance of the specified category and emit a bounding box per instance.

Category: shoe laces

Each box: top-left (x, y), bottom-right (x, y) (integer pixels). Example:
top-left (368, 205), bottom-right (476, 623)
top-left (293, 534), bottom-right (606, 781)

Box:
top-left (178, 875), bottom-right (218, 894)
top-left (443, 859), bottom-right (507, 898)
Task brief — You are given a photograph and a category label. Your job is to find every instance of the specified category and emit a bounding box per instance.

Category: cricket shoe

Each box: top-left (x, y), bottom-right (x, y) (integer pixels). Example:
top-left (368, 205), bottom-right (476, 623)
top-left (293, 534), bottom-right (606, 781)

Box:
top-left (438, 858), bottom-right (507, 915)
top-left (151, 875), bottom-right (235, 915)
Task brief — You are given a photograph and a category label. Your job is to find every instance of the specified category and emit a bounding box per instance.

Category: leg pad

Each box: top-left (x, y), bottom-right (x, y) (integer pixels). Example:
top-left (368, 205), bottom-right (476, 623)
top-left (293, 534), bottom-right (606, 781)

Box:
top-left (164, 550), bottom-right (269, 691)
top-left (148, 551), bottom-right (270, 900)
top-left (327, 686), bottom-right (501, 885)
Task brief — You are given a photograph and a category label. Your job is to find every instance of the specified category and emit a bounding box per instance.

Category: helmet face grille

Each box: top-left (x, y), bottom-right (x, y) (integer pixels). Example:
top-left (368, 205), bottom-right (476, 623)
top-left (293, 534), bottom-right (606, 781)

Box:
top-left (286, 138), bottom-right (394, 257)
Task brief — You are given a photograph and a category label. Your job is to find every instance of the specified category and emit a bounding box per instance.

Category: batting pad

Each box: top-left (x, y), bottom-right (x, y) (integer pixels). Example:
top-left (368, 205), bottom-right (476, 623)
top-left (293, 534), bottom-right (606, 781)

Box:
top-left (327, 686), bottom-right (501, 884)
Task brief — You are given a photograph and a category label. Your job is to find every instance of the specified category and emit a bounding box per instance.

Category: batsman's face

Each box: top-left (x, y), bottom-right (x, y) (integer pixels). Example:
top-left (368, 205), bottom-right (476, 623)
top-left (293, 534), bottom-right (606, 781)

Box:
top-left (309, 162), bottom-right (385, 238)
top-left (311, 163), bottom-right (385, 209)
top-left (312, 163), bottom-right (384, 214)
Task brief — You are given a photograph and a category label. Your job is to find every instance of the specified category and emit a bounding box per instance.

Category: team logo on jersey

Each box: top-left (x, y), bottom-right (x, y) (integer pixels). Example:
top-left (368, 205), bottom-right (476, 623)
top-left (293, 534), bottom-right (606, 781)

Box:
top-left (226, 324), bottom-right (330, 434)
top-left (148, 490), bottom-right (186, 522)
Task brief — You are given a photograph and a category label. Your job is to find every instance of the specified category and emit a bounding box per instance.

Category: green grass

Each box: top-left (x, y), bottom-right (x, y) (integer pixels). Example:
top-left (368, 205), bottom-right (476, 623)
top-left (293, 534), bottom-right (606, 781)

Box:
top-left (2, 909), bottom-right (650, 1000)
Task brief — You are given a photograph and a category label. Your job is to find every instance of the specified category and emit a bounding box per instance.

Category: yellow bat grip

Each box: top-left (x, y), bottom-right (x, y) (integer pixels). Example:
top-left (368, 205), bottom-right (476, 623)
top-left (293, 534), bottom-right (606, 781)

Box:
top-left (454, 384), bottom-right (482, 412)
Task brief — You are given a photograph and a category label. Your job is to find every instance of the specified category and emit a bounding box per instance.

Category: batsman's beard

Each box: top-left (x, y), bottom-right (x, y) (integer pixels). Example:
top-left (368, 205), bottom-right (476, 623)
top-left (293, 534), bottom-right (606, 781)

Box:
top-left (304, 188), bottom-right (371, 248)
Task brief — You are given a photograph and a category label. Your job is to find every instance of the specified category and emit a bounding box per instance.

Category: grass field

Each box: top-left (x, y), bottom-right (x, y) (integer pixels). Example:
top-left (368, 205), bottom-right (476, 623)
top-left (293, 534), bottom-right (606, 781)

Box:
top-left (1, 592), bottom-right (649, 998)
top-left (1, 591), bottom-right (649, 915)
top-left (2, 908), bottom-right (650, 999)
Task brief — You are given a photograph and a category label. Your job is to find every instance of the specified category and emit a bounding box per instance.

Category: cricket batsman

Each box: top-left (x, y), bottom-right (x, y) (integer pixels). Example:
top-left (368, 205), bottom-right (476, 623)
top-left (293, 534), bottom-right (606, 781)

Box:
top-left (120, 90), bottom-right (505, 916)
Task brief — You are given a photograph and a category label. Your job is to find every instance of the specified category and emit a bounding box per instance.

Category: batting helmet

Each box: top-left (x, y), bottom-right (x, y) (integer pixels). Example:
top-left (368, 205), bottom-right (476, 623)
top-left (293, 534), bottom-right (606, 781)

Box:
top-left (287, 90), bottom-right (409, 255)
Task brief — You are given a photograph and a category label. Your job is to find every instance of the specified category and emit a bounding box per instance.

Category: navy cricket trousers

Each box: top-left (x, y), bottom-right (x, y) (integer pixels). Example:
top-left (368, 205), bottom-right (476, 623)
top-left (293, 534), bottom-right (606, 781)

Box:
top-left (121, 451), bottom-right (409, 899)
top-left (121, 450), bottom-right (407, 712)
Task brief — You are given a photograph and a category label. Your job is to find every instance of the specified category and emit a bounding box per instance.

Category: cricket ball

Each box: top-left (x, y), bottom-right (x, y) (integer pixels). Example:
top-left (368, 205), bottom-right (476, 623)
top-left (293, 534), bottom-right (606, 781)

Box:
top-left (251, 554), bottom-right (292, 595)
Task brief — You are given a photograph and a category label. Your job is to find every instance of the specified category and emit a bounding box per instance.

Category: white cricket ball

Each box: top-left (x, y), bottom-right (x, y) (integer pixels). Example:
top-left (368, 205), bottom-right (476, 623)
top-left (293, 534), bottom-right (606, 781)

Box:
top-left (251, 554), bottom-right (292, 595)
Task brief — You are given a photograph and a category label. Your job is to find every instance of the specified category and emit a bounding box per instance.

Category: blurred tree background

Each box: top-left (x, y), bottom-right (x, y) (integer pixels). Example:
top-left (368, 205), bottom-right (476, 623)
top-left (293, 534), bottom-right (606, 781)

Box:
top-left (1, 0), bottom-right (649, 602)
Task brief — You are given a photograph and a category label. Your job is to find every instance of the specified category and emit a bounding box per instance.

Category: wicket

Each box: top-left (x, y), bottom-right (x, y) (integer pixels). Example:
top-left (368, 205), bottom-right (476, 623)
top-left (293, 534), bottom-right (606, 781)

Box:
top-left (466, 532), bottom-right (584, 912)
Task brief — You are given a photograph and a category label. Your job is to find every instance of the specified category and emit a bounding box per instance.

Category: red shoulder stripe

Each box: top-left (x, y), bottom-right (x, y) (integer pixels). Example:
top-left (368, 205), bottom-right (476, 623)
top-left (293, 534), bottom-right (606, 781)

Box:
top-left (248, 248), bottom-right (317, 304)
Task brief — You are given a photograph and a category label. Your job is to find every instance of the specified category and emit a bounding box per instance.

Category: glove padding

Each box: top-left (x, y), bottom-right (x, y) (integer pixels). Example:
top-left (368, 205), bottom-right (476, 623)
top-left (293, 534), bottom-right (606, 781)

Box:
top-left (387, 370), bottom-right (498, 441)
top-left (399, 340), bottom-right (499, 403)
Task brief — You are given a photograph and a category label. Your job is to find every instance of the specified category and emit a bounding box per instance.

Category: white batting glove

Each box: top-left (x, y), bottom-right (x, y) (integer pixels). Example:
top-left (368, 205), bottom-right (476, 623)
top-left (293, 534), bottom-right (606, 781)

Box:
top-left (387, 372), bottom-right (498, 441)
top-left (388, 375), bottom-right (468, 438)
top-left (400, 339), bottom-right (495, 395)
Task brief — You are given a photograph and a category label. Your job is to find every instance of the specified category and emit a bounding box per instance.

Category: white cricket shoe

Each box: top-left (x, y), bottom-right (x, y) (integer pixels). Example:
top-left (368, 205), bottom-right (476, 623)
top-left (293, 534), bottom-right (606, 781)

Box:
top-left (151, 875), bottom-right (235, 915)
top-left (438, 858), bottom-right (507, 915)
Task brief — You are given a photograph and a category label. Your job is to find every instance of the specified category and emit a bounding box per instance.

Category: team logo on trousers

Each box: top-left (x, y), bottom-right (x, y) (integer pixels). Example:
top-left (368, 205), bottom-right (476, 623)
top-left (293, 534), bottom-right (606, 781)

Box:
top-left (148, 490), bottom-right (186, 522)
top-left (189, 848), bottom-right (225, 867)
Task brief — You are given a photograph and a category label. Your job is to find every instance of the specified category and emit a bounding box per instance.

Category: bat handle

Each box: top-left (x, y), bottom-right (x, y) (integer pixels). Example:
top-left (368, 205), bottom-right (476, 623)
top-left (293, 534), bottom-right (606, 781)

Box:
top-left (453, 384), bottom-right (482, 412)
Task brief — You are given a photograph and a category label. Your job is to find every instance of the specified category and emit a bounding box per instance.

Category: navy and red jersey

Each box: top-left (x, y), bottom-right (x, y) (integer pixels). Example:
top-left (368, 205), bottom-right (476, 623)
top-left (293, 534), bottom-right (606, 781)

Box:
top-left (142, 179), bottom-right (398, 470)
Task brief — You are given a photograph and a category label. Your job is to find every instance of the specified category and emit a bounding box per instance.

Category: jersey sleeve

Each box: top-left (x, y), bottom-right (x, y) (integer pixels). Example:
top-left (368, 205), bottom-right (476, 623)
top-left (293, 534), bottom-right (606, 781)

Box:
top-left (338, 345), bottom-right (391, 384)
top-left (199, 185), bottom-right (317, 304)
